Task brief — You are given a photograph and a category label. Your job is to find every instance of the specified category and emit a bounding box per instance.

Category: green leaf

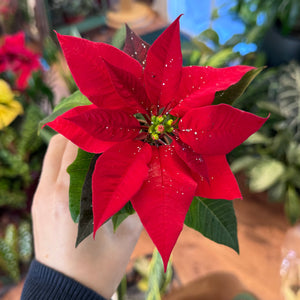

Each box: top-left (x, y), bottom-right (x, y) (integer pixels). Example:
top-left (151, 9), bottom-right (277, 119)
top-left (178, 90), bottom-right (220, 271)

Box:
top-left (234, 292), bottom-right (258, 300)
top-left (76, 154), bottom-right (100, 247)
top-left (18, 221), bottom-right (32, 263)
top-left (268, 181), bottom-right (287, 203)
top-left (287, 142), bottom-right (300, 166)
top-left (213, 67), bottom-right (265, 105)
top-left (285, 186), bottom-right (300, 225)
top-left (145, 248), bottom-right (172, 300)
top-left (256, 101), bottom-right (285, 117)
top-left (192, 39), bottom-right (214, 55)
top-left (111, 25), bottom-right (126, 49)
top-left (4, 224), bottom-right (18, 253)
top-left (205, 48), bottom-right (235, 68)
top-left (230, 156), bottom-right (259, 173)
top-left (248, 159), bottom-right (285, 192)
top-left (243, 132), bottom-right (270, 145)
top-left (198, 28), bottom-right (220, 46)
top-left (67, 149), bottom-right (94, 223)
top-left (53, 90), bottom-right (91, 113)
top-left (0, 238), bottom-right (20, 282)
top-left (185, 197), bottom-right (239, 253)
top-left (18, 104), bottom-right (44, 157)
top-left (0, 190), bottom-right (26, 208)
top-left (112, 202), bottom-right (135, 231)
top-left (39, 126), bottom-right (56, 144)
top-left (117, 275), bottom-right (127, 300)
top-left (39, 90), bottom-right (91, 131)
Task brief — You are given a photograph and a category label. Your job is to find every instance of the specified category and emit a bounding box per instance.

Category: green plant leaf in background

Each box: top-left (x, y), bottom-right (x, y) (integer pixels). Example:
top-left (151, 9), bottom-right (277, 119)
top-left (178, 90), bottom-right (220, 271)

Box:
top-left (198, 28), bottom-right (220, 47)
top-left (39, 90), bottom-right (91, 131)
top-left (268, 180), bottom-right (287, 202)
top-left (18, 104), bottom-right (44, 158)
top-left (111, 25), bottom-right (126, 49)
top-left (205, 48), bottom-right (235, 68)
top-left (18, 221), bottom-right (32, 263)
top-left (76, 154), bottom-right (100, 247)
top-left (248, 158), bottom-right (285, 192)
top-left (145, 248), bottom-right (173, 300)
top-left (4, 225), bottom-right (18, 254)
top-left (185, 197), bottom-right (239, 253)
top-left (213, 67), bottom-right (265, 106)
top-left (0, 189), bottom-right (26, 208)
top-left (0, 225), bottom-right (20, 282)
top-left (285, 186), bottom-right (300, 225)
top-left (230, 155), bottom-right (259, 174)
top-left (67, 148), bottom-right (94, 223)
top-left (233, 292), bottom-right (259, 300)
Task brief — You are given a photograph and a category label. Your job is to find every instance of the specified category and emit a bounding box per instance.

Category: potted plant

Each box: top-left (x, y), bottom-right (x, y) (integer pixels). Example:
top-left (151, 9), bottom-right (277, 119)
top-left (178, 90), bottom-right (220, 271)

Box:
top-left (231, 61), bottom-right (300, 224)
top-left (235, 0), bottom-right (300, 65)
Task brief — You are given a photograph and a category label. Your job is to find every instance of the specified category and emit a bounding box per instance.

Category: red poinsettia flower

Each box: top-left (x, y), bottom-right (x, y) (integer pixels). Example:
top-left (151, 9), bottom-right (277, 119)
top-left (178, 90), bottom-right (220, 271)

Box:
top-left (46, 16), bottom-right (267, 269)
top-left (0, 32), bottom-right (41, 90)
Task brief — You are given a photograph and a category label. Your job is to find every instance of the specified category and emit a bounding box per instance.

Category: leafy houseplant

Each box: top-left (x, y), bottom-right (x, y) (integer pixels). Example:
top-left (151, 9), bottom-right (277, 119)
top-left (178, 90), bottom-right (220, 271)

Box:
top-left (0, 32), bottom-right (55, 283)
top-left (235, 0), bottom-right (300, 65)
top-left (61, 0), bottom-right (98, 24)
top-left (231, 61), bottom-right (300, 224)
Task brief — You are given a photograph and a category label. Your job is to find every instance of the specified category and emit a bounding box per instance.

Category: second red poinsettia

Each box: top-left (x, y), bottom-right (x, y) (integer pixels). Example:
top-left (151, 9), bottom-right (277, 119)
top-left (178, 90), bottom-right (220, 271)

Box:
top-left (46, 16), bottom-right (268, 269)
top-left (0, 32), bottom-right (41, 90)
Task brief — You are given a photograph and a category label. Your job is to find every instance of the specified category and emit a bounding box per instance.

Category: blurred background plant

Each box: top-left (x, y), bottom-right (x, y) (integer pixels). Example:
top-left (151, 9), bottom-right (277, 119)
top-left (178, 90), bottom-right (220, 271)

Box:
top-left (234, 0), bottom-right (300, 41)
top-left (0, 27), bottom-right (58, 284)
top-left (231, 61), bottom-right (300, 224)
top-left (0, 0), bottom-right (30, 35)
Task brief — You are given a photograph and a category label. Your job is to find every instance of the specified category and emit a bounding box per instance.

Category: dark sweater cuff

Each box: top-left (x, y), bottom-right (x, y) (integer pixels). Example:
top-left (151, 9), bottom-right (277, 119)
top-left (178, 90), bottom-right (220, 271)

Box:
top-left (21, 259), bottom-right (107, 300)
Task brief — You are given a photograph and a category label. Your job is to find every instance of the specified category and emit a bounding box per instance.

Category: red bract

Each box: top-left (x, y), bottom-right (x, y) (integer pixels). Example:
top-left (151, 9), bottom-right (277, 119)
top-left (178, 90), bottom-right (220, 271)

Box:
top-left (46, 16), bottom-right (268, 269)
top-left (0, 32), bottom-right (41, 90)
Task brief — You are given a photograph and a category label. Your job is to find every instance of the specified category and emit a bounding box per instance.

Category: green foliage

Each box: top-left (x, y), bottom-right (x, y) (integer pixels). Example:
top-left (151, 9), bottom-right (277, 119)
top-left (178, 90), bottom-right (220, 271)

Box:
top-left (0, 103), bottom-right (47, 211)
top-left (234, 292), bottom-right (258, 300)
top-left (235, 0), bottom-right (300, 38)
top-left (39, 90), bottom-right (91, 131)
top-left (67, 148), bottom-right (94, 223)
top-left (248, 158), bottom-right (285, 192)
top-left (0, 39), bottom-right (55, 283)
top-left (61, 0), bottom-right (98, 16)
top-left (231, 62), bottom-right (300, 224)
top-left (145, 249), bottom-right (172, 300)
top-left (18, 222), bottom-right (33, 263)
top-left (18, 104), bottom-right (44, 158)
top-left (214, 67), bottom-right (264, 105)
top-left (0, 222), bottom-right (32, 282)
top-left (185, 197), bottom-right (239, 253)
top-left (181, 27), bottom-right (263, 69)
top-left (111, 25), bottom-right (126, 50)
top-left (76, 155), bottom-right (99, 246)
top-left (0, 190), bottom-right (27, 208)
top-left (131, 249), bottom-right (172, 300)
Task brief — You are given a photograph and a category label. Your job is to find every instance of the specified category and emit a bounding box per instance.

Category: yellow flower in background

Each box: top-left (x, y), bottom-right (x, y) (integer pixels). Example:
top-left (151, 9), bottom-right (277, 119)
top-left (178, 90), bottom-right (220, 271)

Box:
top-left (0, 79), bottom-right (23, 130)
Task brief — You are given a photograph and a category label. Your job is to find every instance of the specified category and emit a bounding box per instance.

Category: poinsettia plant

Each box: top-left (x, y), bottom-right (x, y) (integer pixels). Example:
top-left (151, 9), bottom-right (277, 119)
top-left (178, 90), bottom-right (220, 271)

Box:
top-left (0, 32), bottom-right (41, 90)
top-left (42, 16), bottom-right (268, 270)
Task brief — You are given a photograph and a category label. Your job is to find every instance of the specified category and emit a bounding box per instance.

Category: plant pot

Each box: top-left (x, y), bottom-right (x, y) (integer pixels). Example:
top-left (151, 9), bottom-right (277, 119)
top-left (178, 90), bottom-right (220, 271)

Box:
top-left (262, 22), bottom-right (300, 66)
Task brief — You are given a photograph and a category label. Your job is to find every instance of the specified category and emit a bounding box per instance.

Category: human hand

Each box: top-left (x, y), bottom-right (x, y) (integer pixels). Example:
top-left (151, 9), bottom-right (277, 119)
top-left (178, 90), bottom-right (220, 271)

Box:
top-left (31, 134), bottom-right (143, 299)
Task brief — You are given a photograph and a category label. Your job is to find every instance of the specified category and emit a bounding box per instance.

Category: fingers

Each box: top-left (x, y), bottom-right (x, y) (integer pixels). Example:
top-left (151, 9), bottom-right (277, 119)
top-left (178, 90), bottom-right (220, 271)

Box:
top-left (39, 134), bottom-right (68, 187)
top-left (115, 213), bottom-right (143, 238)
top-left (56, 139), bottom-right (78, 188)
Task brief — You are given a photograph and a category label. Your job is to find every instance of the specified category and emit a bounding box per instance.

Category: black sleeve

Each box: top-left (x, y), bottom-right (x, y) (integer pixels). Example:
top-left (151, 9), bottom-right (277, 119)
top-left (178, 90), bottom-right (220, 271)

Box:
top-left (21, 259), bottom-right (108, 300)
